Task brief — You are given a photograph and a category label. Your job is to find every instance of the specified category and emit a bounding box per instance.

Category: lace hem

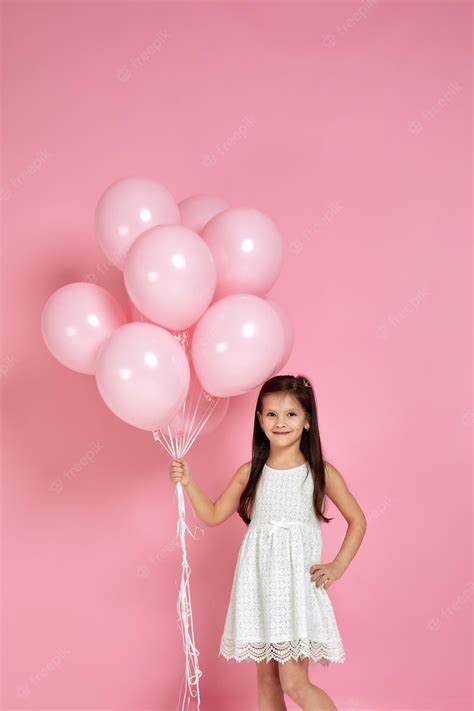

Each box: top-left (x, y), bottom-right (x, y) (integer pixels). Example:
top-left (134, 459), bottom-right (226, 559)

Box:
top-left (219, 638), bottom-right (346, 666)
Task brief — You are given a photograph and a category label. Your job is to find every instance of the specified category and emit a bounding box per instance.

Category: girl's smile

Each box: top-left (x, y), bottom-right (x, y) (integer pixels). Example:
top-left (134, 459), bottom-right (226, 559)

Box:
top-left (258, 392), bottom-right (310, 442)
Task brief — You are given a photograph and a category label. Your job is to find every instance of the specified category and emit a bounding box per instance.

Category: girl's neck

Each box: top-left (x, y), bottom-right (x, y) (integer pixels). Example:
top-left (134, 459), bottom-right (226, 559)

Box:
top-left (266, 447), bottom-right (306, 470)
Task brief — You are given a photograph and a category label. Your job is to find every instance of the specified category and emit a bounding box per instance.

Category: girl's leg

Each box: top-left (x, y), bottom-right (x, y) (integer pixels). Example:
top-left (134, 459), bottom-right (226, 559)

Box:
top-left (278, 658), bottom-right (337, 711)
top-left (256, 659), bottom-right (287, 710)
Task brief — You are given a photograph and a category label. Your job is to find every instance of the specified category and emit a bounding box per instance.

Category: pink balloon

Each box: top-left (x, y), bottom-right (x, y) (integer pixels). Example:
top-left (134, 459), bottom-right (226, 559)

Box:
top-left (178, 194), bottom-right (230, 234)
top-left (95, 322), bottom-right (190, 431)
top-left (191, 294), bottom-right (286, 397)
top-left (124, 224), bottom-right (216, 331)
top-left (166, 363), bottom-right (230, 438)
top-left (95, 177), bottom-right (180, 270)
top-left (41, 282), bottom-right (127, 374)
top-left (201, 207), bottom-right (283, 300)
top-left (267, 299), bottom-right (294, 375)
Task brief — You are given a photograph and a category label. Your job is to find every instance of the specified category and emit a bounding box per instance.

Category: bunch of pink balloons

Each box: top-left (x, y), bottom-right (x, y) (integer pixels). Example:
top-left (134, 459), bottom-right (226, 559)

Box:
top-left (41, 177), bottom-right (294, 434)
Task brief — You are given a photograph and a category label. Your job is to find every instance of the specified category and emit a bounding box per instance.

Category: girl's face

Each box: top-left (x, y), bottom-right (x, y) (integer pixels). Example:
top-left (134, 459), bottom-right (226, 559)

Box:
top-left (257, 392), bottom-right (310, 448)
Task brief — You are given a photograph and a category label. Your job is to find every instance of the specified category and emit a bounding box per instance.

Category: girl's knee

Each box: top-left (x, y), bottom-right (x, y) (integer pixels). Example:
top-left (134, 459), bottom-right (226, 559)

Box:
top-left (278, 658), bottom-right (310, 697)
top-left (280, 675), bottom-right (309, 698)
top-left (259, 674), bottom-right (284, 694)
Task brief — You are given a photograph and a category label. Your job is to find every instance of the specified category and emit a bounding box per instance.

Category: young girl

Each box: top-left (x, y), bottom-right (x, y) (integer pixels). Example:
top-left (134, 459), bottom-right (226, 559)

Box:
top-left (170, 374), bottom-right (367, 710)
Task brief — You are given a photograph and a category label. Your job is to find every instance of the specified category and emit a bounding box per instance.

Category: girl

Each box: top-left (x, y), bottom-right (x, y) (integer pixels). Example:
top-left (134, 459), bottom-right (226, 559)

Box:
top-left (170, 374), bottom-right (367, 711)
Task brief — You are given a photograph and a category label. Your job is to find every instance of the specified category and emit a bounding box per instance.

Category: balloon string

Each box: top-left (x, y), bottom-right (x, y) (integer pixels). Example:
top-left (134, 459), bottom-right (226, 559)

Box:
top-left (152, 317), bottom-right (222, 711)
top-left (179, 386), bottom-right (187, 454)
top-left (153, 418), bottom-right (206, 709)
top-left (182, 388), bottom-right (206, 453)
top-left (155, 429), bottom-right (203, 539)
top-left (174, 481), bottom-right (203, 710)
top-left (181, 386), bottom-right (203, 454)
top-left (183, 396), bottom-right (219, 455)
top-left (167, 423), bottom-right (177, 459)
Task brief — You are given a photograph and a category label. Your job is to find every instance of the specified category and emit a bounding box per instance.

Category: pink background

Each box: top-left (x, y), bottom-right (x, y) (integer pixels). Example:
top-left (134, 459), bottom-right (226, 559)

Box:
top-left (2, 1), bottom-right (472, 710)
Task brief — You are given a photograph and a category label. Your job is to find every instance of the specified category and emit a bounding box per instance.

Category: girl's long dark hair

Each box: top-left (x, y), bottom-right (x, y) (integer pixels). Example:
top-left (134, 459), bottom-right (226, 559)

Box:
top-left (237, 374), bottom-right (334, 526)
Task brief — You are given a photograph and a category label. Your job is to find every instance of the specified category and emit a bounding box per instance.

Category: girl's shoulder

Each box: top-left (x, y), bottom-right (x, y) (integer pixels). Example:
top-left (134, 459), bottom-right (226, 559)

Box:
top-left (235, 460), bottom-right (252, 486)
top-left (323, 460), bottom-right (338, 478)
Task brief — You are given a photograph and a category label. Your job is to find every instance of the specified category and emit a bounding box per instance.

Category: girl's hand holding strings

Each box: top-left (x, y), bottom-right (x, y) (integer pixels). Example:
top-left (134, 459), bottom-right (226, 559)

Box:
top-left (170, 458), bottom-right (192, 487)
top-left (309, 560), bottom-right (345, 590)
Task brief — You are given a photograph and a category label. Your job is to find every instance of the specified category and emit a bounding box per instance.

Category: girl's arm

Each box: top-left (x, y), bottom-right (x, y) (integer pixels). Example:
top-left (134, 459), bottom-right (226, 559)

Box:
top-left (324, 461), bottom-right (367, 574)
top-left (170, 459), bottom-right (251, 527)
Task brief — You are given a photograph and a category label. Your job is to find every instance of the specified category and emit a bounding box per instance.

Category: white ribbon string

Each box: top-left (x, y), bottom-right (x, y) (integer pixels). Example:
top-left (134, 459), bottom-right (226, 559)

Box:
top-left (152, 384), bottom-right (220, 711)
top-left (174, 480), bottom-right (203, 711)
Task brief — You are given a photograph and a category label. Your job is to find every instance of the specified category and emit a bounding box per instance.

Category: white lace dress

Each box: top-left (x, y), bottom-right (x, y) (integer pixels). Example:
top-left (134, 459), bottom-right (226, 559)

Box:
top-left (219, 461), bottom-right (346, 666)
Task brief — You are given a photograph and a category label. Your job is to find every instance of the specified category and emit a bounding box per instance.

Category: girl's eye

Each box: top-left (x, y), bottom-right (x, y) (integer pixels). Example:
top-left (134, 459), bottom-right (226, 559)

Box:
top-left (266, 412), bottom-right (297, 416)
